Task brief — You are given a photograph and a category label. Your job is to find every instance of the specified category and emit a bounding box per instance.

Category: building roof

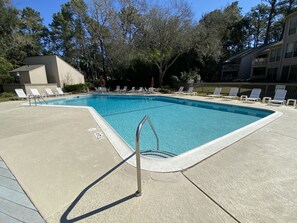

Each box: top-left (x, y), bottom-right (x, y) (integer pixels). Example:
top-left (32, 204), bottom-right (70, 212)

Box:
top-left (286, 11), bottom-right (297, 20)
top-left (223, 43), bottom-right (276, 63)
top-left (10, 65), bottom-right (44, 72)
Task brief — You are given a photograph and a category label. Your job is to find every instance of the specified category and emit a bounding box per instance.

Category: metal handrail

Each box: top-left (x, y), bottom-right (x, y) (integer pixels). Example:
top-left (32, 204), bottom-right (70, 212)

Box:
top-left (135, 115), bottom-right (159, 197)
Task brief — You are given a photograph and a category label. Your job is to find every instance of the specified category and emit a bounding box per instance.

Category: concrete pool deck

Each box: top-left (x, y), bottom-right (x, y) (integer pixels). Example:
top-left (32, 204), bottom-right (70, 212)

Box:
top-left (0, 96), bottom-right (296, 222)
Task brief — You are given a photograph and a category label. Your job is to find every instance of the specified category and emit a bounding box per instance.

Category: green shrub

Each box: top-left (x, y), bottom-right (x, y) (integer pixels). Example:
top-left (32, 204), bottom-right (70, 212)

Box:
top-left (85, 82), bottom-right (91, 88)
top-left (0, 92), bottom-right (16, 102)
top-left (0, 75), bottom-right (14, 84)
top-left (64, 83), bottom-right (88, 93)
top-left (0, 92), bottom-right (16, 98)
top-left (158, 86), bottom-right (172, 94)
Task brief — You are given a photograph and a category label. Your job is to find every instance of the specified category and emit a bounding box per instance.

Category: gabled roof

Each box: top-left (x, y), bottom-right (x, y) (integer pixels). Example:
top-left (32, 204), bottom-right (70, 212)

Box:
top-left (10, 65), bottom-right (44, 72)
top-left (224, 43), bottom-right (276, 63)
top-left (286, 11), bottom-right (297, 20)
top-left (26, 55), bottom-right (86, 75)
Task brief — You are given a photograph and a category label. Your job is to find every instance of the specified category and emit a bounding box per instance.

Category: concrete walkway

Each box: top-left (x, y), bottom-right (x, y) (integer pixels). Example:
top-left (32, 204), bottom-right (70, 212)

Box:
top-left (0, 98), bottom-right (296, 222)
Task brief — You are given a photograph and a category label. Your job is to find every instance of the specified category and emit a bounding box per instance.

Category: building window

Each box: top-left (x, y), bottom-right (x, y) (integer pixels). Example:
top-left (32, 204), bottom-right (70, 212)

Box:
top-left (289, 65), bottom-right (297, 82)
top-left (270, 48), bottom-right (281, 62)
top-left (267, 68), bottom-right (278, 81)
top-left (281, 66), bottom-right (290, 81)
top-left (285, 42), bottom-right (294, 58)
top-left (253, 67), bottom-right (266, 76)
top-left (222, 71), bottom-right (238, 80)
top-left (294, 42), bottom-right (297, 57)
top-left (289, 17), bottom-right (297, 35)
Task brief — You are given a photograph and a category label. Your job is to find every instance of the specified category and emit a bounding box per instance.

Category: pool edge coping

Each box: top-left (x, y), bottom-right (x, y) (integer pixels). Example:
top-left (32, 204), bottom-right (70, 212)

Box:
top-left (36, 95), bottom-right (282, 173)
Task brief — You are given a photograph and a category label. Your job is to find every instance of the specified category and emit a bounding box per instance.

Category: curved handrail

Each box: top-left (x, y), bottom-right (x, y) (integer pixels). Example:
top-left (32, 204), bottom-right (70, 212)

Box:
top-left (136, 116), bottom-right (159, 151)
top-left (135, 115), bottom-right (159, 197)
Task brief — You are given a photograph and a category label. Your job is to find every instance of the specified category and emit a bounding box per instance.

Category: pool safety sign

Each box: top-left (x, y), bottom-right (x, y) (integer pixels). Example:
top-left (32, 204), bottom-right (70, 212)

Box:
top-left (87, 127), bottom-right (104, 140)
top-left (94, 132), bottom-right (103, 140)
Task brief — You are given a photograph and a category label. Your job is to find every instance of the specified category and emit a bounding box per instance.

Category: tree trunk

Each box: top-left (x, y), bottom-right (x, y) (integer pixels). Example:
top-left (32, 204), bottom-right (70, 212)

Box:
top-left (158, 66), bottom-right (164, 87)
top-left (98, 37), bottom-right (107, 78)
top-left (264, 0), bottom-right (277, 44)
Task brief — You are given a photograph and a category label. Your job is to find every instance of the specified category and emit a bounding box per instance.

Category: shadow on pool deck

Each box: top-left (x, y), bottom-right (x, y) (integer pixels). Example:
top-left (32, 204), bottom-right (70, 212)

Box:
top-left (1, 99), bottom-right (297, 222)
top-left (60, 153), bottom-right (136, 223)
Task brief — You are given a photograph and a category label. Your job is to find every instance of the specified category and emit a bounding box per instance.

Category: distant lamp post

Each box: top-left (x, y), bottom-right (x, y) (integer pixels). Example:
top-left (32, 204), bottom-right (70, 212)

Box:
top-left (16, 72), bottom-right (21, 88)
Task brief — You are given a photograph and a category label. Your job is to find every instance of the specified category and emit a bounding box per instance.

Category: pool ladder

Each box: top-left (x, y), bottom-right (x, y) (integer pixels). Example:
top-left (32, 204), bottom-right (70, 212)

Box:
top-left (135, 115), bottom-right (159, 197)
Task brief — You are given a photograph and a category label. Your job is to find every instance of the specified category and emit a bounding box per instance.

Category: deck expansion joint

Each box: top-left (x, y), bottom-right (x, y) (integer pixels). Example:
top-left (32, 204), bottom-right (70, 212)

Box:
top-left (181, 172), bottom-right (241, 223)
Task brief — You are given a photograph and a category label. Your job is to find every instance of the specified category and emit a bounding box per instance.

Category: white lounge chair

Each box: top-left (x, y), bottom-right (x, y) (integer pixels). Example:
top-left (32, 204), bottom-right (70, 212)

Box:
top-left (95, 87), bottom-right (107, 93)
top-left (241, 88), bottom-right (262, 102)
top-left (268, 89), bottom-right (287, 105)
top-left (147, 87), bottom-right (155, 94)
top-left (208, 87), bottom-right (222, 97)
top-left (114, 86), bottom-right (120, 92)
top-left (30, 88), bottom-right (47, 105)
top-left (15, 88), bottom-right (28, 99)
top-left (45, 88), bottom-right (56, 97)
top-left (183, 87), bottom-right (197, 96)
top-left (275, 85), bottom-right (286, 92)
top-left (56, 87), bottom-right (69, 96)
top-left (174, 86), bottom-right (184, 94)
top-left (136, 87), bottom-right (144, 93)
top-left (121, 86), bottom-right (127, 93)
top-left (223, 87), bottom-right (239, 100)
top-left (129, 87), bottom-right (135, 93)
top-left (15, 88), bottom-right (33, 106)
top-left (30, 88), bottom-right (46, 98)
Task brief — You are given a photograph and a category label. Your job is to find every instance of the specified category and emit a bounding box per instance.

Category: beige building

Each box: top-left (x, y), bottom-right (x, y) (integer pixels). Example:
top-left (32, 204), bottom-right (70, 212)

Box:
top-left (222, 11), bottom-right (297, 82)
top-left (26, 55), bottom-right (85, 87)
top-left (6, 55), bottom-right (85, 94)
top-left (10, 65), bottom-right (48, 84)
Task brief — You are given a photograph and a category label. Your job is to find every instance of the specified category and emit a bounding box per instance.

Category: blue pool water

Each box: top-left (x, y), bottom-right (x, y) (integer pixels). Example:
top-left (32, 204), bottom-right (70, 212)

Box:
top-left (47, 95), bottom-right (273, 155)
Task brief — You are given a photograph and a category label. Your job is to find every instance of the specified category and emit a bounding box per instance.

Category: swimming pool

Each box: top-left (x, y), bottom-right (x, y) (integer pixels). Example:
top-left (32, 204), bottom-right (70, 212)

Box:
top-left (46, 94), bottom-right (280, 172)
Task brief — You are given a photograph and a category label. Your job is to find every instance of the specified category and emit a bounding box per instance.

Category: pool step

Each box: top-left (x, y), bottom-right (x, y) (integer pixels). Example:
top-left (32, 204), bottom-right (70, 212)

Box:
top-left (141, 150), bottom-right (177, 158)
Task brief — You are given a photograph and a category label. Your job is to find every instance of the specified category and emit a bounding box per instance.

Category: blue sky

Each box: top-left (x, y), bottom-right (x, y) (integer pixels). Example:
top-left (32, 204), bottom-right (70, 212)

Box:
top-left (13, 0), bottom-right (262, 26)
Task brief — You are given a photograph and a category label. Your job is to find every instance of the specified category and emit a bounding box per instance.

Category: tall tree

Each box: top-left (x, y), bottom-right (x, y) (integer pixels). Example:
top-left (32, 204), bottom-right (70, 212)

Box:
top-left (18, 7), bottom-right (47, 56)
top-left (0, 56), bottom-right (14, 83)
top-left (1, 4), bottom-right (46, 66)
top-left (67, 0), bottom-right (90, 69)
top-left (137, 0), bottom-right (193, 86)
top-left (221, 2), bottom-right (248, 56)
top-left (49, 3), bottom-right (76, 61)
top-left (246, 4), bottom-right (269, 47)
top-left (110, 1), bottom-right (145, 75)
top-left (279, 0), bottom-right (297, 15)
top-left (88, 0), bottom-right (116, 78)
top-left (0, 0), bottom-right (18, 57)
top-left (263, 0), bottom-right (279, 44)
top-left (193, 10), bottom-right (224, 81)
top-left (193, 2), bottom-right (247, 80)
top-left (49, 0), bottom-right (94, 78)
top-left (277, 0), bottom-right (297, 39)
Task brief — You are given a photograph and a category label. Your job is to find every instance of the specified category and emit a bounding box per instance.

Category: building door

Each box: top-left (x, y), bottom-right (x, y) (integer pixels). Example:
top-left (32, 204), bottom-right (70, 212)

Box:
top-left (289, 65), bottom-right (297, 82)
top-left (281, 66), bottom-right (290, 81)
top-left (267, 68), bottom-right (278, 81)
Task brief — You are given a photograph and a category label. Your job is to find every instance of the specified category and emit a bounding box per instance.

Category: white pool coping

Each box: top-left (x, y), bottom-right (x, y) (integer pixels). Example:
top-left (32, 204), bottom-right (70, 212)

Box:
top-left (38, 95), bottom-right (282, 172)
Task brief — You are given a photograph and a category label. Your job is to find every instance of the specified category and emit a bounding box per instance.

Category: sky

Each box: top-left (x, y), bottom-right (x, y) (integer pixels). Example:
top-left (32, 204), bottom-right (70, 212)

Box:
top-left (12, 0), bottom-right (263, 26)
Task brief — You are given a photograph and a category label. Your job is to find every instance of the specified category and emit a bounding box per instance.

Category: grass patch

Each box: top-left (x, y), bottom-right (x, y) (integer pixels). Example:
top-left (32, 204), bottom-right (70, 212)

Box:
top-left (0, 92), bottom-right (17, 102)
top-left (158, 86), bottom-right (173, 94)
